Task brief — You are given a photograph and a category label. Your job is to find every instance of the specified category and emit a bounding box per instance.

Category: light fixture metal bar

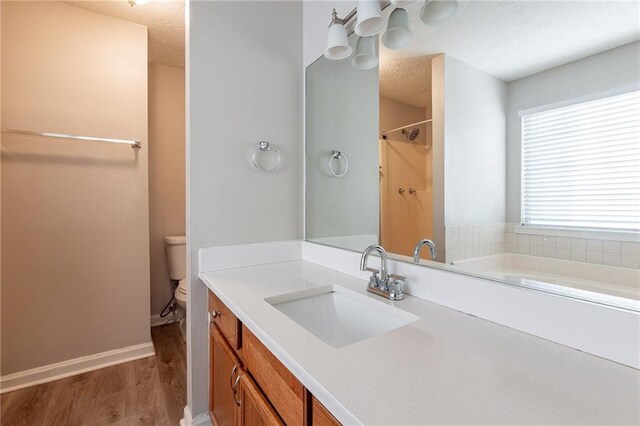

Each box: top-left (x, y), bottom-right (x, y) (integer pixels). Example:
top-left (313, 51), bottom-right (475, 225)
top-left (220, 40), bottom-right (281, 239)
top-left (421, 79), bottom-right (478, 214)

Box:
top-left (328, 1), bottom-right (390, 27)
top-left (329, 7), bottom-right (357, 27)
top-left (1, 128), bottom-right (142, 149)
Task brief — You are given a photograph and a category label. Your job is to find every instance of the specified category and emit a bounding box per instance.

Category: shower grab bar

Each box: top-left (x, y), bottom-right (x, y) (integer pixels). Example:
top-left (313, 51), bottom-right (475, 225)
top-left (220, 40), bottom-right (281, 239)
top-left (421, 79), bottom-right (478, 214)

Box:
top-left (1, 128), bottom-right (141, 149)
top-left (381, 119), bottom-right (433, 139)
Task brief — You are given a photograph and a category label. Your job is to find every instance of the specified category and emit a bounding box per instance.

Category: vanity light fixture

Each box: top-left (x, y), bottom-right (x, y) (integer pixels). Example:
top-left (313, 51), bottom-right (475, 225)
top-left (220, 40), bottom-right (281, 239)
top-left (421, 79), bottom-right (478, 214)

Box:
top-left (391, 0), bottom-right (419, 8)
top-left (324, 0), bottom-right (458, 68)
top-left (324, 9), bottom-right (354, 60)
top-left (382, 7), bottom-right (413, 49)
top-left (354, 0), bottom-right (386, 37)
top-left (420, 0), bottom-right (459, 25)
top-left (352, 36), bottom-right (379, 70)
top-left (391, 0), bottom-right (420, 6)
top-left (128, 0), bottom-right (151, 6)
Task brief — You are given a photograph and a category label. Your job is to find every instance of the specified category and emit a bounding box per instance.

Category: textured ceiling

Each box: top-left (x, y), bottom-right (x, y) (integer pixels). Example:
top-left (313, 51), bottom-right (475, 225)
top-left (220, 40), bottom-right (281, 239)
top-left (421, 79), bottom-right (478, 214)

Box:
top-left (379, 54), bottom-right (434, 108)
top-left (65, 0), bottom-right (185, 68)
top-left (379, 0), bottom-right (640, 106)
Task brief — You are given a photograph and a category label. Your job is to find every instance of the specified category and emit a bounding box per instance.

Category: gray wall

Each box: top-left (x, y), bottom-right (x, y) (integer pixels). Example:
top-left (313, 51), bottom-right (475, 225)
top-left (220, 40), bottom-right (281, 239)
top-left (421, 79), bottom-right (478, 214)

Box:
top-left (187, 0), bottom-right (303, 417)
top-left (305, 39), bottom-right (379, 243)
top-left (444, 54), bottom-right (508, 226)
top-left (506, 41), bottom-right (640, 222)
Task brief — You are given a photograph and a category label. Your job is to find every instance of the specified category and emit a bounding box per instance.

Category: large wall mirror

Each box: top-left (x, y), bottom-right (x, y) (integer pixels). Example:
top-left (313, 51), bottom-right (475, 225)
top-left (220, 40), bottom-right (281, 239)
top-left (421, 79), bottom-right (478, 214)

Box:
top-left (306, 1), bottom-right (640, 311)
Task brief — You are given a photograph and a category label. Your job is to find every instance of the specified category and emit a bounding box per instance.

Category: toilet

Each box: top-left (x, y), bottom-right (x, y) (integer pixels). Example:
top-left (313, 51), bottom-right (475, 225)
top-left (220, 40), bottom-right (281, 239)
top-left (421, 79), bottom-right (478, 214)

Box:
top-left (165, 235), bottom-right (187, 339)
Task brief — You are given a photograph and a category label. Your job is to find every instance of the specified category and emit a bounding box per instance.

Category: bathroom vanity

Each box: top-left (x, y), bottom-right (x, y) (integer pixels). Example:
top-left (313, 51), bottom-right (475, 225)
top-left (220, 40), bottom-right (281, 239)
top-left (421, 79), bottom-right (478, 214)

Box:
top-left (207, 286), bottom-right (339, 426)
top-left (201, 259), bottom-right (639, 425)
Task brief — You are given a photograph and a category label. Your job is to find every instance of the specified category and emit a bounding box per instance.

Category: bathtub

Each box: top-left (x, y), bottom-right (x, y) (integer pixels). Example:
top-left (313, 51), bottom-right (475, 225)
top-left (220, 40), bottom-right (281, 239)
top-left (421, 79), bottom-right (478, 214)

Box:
top-left (450, 253), bottom-right (640, 311)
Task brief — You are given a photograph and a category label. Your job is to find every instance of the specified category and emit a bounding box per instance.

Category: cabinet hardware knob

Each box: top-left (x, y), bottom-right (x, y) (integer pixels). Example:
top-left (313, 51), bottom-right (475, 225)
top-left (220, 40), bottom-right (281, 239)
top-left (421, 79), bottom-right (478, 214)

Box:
top-left (211, 310), bottom-right (221, 319)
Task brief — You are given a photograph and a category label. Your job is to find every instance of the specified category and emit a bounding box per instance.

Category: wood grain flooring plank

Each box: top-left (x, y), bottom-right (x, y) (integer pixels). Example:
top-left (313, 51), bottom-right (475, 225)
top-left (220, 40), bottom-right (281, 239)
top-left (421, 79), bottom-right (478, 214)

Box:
top-left (83, 390), bottom-right (126, 425)
top-left (0, 323), bottom-right (186, 426)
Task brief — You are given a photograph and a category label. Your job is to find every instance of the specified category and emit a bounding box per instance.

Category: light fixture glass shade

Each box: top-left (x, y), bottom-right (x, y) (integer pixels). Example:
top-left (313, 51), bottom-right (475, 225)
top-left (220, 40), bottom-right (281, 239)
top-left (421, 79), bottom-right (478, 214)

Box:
top-left (354, 0), bottom-right (386, 37)
top-left (352, 36), bottom-right (378, 70)
top-left (390, 0), bottom-right (419, 7)
top-left (382, 8), bottom-right (413, 49)
top-left (324, 23), bottom-right (353, 60)
top-left (420, 0), bottom-right (458, 25)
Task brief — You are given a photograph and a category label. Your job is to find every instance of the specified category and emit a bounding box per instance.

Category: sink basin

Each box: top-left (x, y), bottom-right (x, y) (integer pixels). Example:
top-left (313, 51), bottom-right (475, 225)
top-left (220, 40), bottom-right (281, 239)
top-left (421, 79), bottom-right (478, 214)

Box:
top-left (265, 285), bottom-right (419, 348)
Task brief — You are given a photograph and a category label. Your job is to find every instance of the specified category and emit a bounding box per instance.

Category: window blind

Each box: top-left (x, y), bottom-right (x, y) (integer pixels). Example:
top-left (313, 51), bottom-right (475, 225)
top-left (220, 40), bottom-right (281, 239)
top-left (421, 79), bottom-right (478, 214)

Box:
top-left (521, 90), bottom-right (640, 232)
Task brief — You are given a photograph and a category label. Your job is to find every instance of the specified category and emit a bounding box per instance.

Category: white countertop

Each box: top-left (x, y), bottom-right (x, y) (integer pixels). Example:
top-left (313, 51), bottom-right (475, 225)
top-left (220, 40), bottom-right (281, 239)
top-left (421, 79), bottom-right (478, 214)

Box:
top-left (199, 260), bottom-right (640, 425)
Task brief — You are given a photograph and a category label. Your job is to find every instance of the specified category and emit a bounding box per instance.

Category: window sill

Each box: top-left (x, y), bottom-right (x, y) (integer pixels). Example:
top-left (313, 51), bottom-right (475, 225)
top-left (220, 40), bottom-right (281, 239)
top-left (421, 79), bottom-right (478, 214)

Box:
top-left (513, 225), bottom-right (640, 242)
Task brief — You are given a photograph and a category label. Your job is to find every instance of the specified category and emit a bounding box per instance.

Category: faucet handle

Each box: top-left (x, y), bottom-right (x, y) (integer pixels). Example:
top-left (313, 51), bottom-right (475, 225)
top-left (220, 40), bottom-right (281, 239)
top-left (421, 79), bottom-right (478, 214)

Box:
top-left (365, 267), bottom-right (379, 276)
top-left (365, 267), bottom-right (380, 288)
top-left (389, 274), bottom-right (407, 297)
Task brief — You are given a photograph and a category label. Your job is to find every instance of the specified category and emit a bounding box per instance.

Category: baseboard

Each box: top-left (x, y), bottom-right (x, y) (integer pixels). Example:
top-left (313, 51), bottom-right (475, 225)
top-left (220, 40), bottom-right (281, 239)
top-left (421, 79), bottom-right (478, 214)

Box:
top-left (151, 311), bottom-right (181, 327)
top-left (0, 341), bottom-right (155, 394)
top-left (181, 406), bottom-right (212, 426)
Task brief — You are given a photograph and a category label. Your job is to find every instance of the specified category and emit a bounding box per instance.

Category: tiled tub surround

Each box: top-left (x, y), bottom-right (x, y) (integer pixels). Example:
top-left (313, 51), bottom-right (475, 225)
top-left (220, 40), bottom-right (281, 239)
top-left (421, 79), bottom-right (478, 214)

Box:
top-left (445, 223), bottom-right (639, 310)
top-left (200, 257), bottom-right (639, 424)
top-left (445, 223), bottom-right (507, 262)
top-left (506, 224), bottom-right (640, 269)
top-left (446, 223), bottom-right (640, 269)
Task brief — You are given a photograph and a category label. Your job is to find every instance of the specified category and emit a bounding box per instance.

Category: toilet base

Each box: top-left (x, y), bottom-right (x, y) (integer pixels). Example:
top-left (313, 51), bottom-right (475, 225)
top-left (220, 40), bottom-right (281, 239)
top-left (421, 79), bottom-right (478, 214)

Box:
top-left (179, 316), bottom-right (187, 342)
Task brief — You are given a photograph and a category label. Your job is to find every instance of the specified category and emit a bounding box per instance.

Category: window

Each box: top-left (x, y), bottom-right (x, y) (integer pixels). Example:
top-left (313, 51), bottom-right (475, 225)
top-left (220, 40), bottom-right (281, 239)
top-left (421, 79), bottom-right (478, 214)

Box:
top-left (521, 90), bottom-right (640, 232)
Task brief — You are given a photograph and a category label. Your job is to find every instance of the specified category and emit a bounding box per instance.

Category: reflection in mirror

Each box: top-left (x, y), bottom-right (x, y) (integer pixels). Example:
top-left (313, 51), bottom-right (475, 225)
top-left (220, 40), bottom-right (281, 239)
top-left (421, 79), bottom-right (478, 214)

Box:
top-left (305, 1), bottom-right (640, 311)
top-left (306, 32), bottom-right (379, 252)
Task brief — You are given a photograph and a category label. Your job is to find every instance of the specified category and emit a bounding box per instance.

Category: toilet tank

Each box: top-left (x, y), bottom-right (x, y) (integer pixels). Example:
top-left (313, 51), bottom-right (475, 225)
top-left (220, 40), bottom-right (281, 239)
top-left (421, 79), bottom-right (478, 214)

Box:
top-left (165, 235), bottom-right (186, 281)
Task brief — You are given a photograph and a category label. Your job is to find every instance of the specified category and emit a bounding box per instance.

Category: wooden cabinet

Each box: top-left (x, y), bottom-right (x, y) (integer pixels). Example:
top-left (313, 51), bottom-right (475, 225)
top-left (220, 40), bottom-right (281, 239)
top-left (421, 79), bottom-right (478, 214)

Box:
top-left (311, 397), bottom-right (341, 426)
top-left (209, 323), bottom-right (241, 426)
top-left (242, 325), bottom-right (304, 426)
top-left (208, 290), bottom-right (342, 426)
top-left (209, 291), bottom-right (241, 350)
top-left (237, 373), bottom-right (283, 426)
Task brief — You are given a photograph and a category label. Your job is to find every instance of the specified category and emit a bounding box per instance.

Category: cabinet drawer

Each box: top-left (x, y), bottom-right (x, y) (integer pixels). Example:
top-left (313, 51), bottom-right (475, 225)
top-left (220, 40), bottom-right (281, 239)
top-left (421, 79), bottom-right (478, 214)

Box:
top-left (242, 325), bottom-right (304, 426)
top-left (312, 397), bottom-right (341, 426)
top-left (209, 291), bottom-right (241, 350)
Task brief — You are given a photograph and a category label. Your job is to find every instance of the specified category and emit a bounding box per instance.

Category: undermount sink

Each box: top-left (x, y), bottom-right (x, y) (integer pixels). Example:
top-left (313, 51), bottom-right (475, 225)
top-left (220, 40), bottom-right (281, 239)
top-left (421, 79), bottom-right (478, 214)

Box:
top-left (265, 285), bottom-right (419, 348)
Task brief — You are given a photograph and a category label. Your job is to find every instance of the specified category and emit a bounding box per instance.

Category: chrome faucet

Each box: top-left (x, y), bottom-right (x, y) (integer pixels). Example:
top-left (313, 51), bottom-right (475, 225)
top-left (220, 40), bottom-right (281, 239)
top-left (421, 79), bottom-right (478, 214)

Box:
top-left (360, 244), bottom-right (406, 301)
top-left (360, 244), bottom-right (388, 282)
top-left (413, 239), bottom-right (437, 263)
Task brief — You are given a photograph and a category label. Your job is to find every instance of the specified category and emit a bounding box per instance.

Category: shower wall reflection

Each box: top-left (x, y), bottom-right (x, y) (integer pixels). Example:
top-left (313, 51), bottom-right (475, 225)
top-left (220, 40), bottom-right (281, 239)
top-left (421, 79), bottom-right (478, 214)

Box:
top-left (379, 86), bottom-right (434, 258)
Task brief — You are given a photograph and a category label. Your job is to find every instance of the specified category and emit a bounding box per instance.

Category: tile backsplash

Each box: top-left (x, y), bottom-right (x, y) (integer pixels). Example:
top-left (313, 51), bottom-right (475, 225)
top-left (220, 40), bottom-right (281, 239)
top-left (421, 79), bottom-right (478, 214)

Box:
top-left (446, 222), bottom-right (640, 269)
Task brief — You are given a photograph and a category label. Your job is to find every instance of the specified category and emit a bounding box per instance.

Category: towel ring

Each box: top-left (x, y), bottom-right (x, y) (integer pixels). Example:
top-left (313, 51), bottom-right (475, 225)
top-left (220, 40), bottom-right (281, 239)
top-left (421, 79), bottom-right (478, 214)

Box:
top-left (328, 150), bottom-right (348, 177)
top-left (252, 141), bottom-right (280, 173)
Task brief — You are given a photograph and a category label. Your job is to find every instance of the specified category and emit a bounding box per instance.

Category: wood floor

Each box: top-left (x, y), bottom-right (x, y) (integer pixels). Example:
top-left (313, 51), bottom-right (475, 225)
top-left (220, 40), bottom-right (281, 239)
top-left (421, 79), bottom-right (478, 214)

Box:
top-left (0, 323), bottom-right (187, 426)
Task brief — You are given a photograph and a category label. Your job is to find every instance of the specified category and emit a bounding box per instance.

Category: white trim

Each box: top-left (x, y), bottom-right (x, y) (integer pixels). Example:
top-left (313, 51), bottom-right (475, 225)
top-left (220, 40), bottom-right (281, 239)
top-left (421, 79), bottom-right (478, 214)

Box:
top-left (0, 341), bottom-right (155, 394)
top-left (151, 311), bottom-right (181, 327)
top-left (180, 406), bottom-right (212, 426)
top-left (514, 225), bottom-right (640, 242)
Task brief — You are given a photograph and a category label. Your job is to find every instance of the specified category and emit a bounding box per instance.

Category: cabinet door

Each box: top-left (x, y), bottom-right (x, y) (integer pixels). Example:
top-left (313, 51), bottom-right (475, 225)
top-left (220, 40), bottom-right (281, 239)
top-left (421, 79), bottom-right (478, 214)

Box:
top-left (237, 373), bottom-right (283, 426)
top-left (210, 323), bottom-right (241, 426)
